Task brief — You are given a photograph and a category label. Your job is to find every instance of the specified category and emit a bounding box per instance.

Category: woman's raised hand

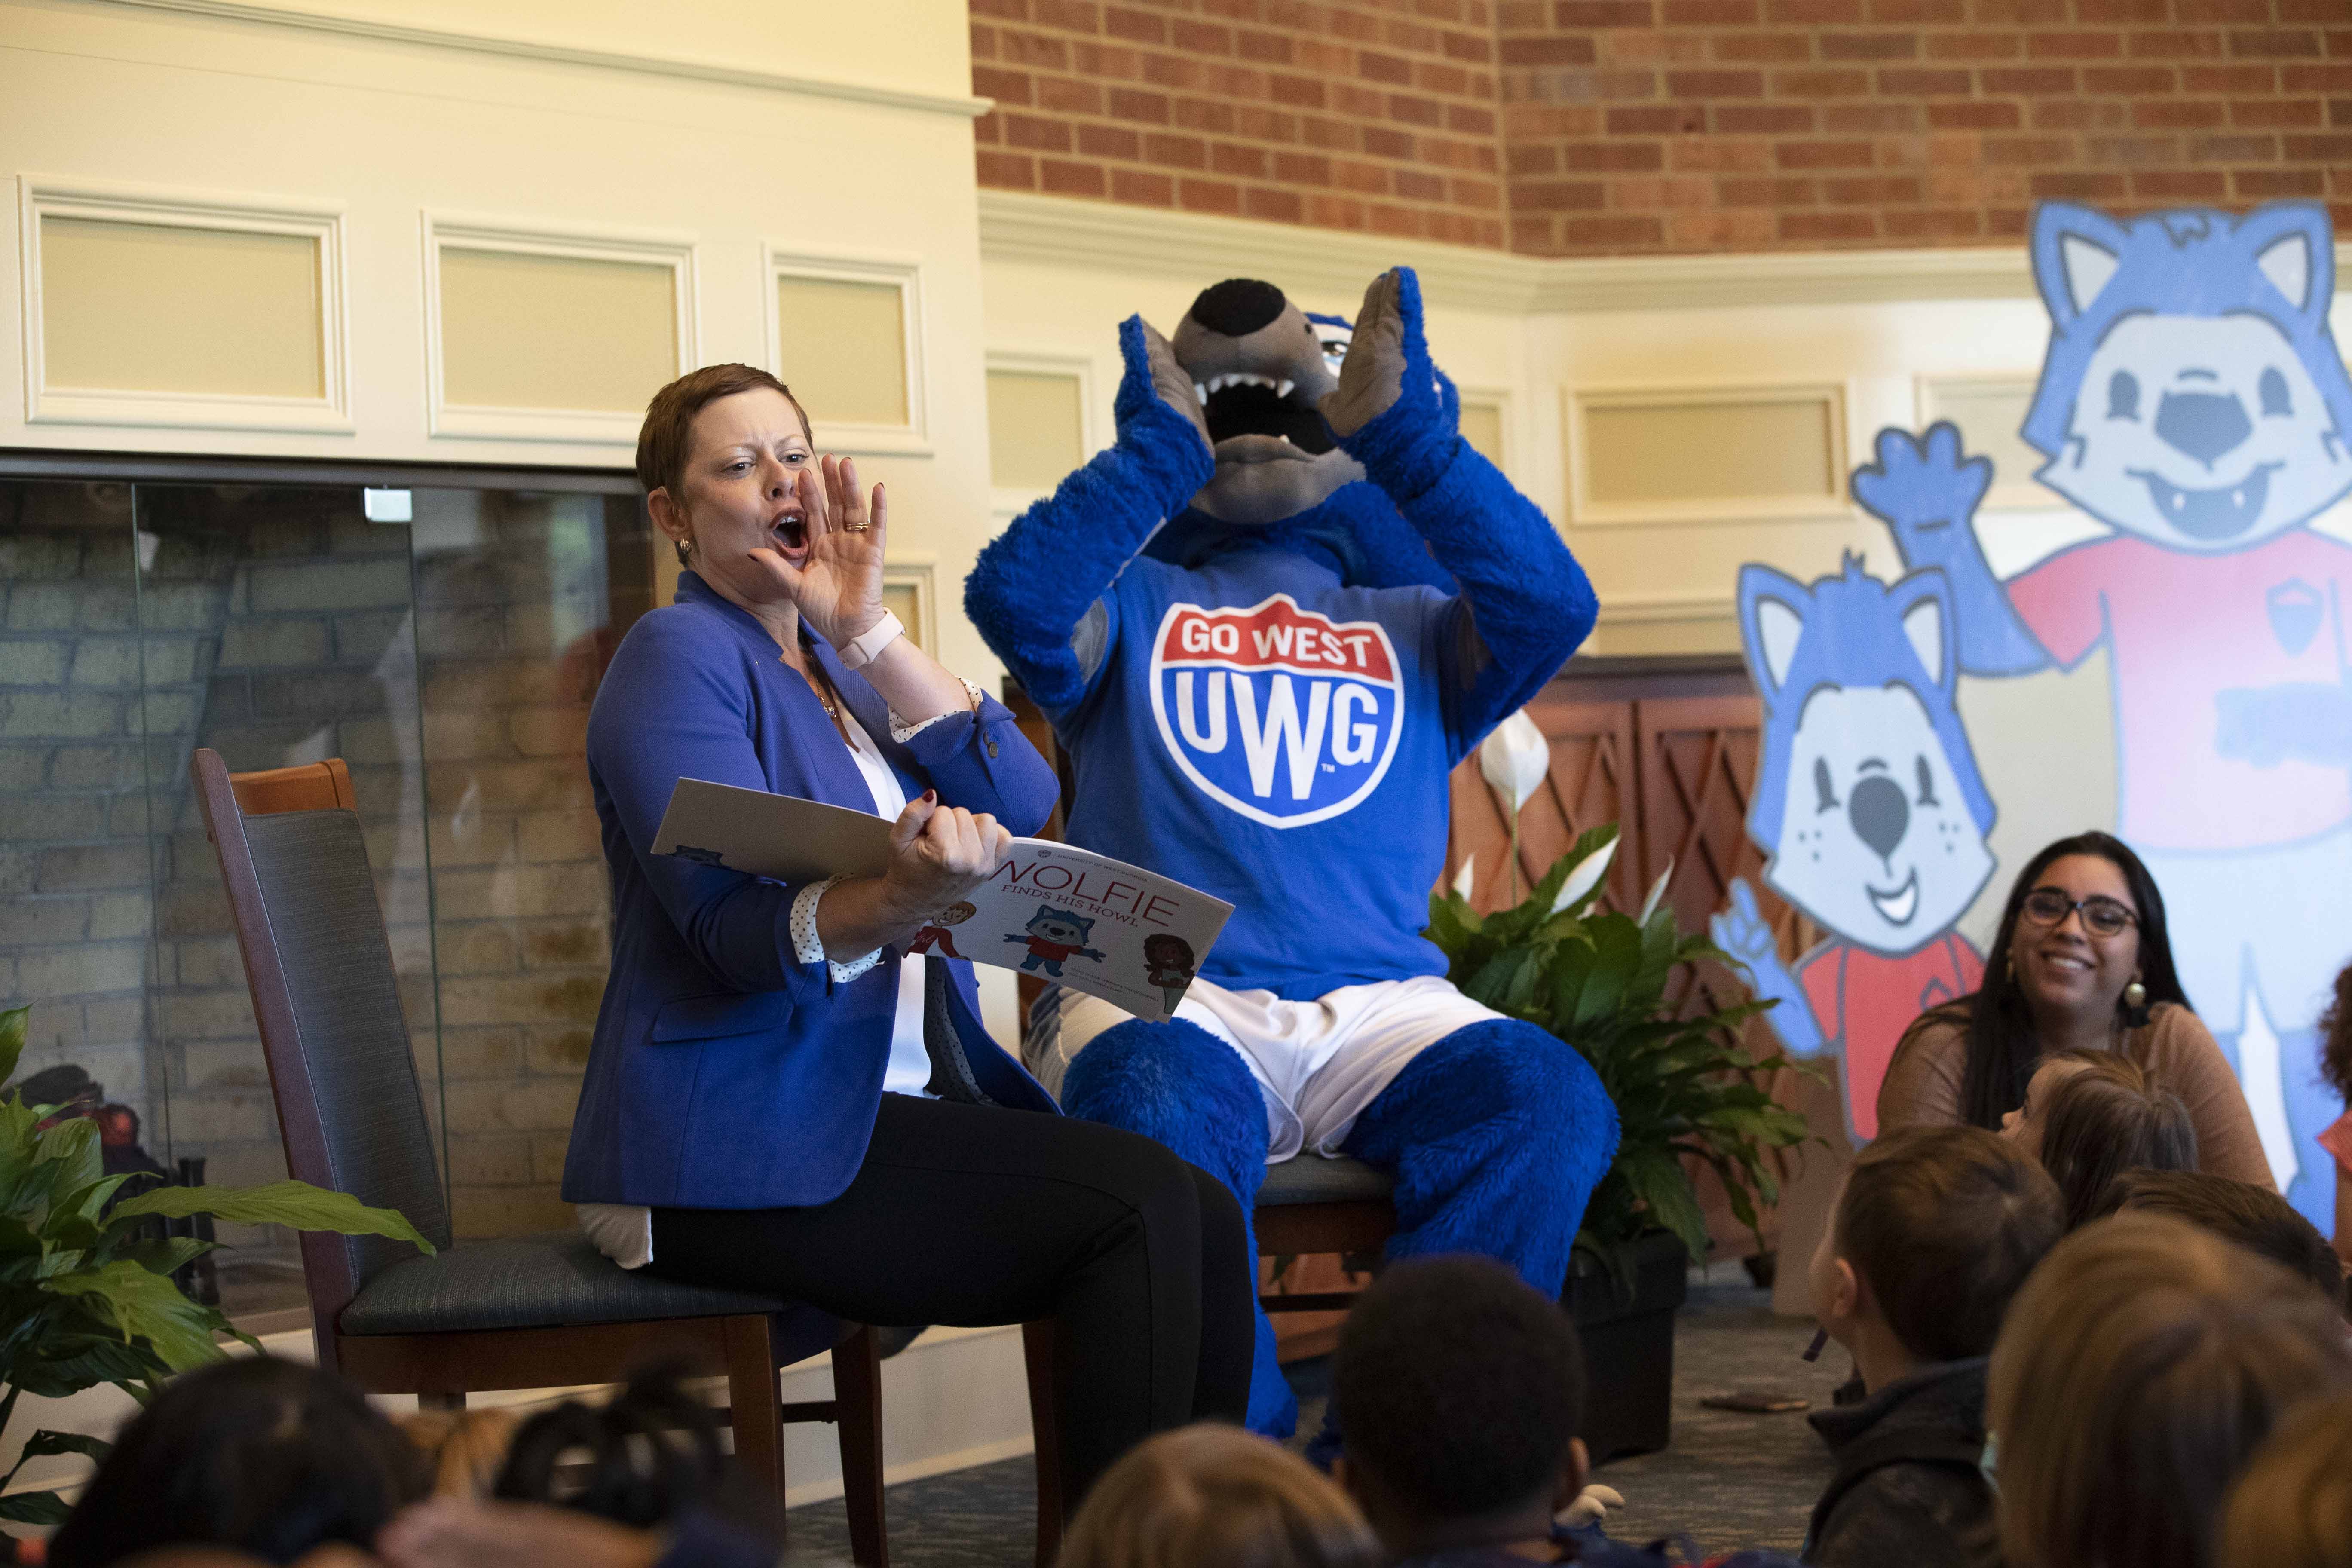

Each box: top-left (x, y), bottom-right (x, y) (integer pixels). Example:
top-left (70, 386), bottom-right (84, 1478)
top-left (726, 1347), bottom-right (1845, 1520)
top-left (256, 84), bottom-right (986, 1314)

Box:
top-left (764, 453), bottom-right (888, 651)
top-left (881, 790), bottom-right (1012, 921)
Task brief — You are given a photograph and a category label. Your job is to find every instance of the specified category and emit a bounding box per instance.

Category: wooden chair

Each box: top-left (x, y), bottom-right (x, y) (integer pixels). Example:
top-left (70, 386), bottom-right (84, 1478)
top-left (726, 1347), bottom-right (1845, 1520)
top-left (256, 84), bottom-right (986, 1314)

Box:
top-left (190, 749), bottom-right (892, 1563)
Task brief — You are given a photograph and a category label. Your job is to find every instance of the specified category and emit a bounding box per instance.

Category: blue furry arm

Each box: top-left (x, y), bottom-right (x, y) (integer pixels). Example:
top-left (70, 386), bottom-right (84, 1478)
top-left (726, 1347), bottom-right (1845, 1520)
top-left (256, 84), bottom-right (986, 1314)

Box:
top-left (965, 316), bottom-right (1215, 710)
top-left (1853, 423), bottom-right (2046, 677)
top-left (1332, 269), bottom-right (1596, 754)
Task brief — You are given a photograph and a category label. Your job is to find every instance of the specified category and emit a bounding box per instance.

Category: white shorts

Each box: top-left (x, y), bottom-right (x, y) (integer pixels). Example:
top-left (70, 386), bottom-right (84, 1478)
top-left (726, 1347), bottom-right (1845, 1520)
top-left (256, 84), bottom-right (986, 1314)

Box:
top-left (1025, 974), bottom-right (1508, 1162)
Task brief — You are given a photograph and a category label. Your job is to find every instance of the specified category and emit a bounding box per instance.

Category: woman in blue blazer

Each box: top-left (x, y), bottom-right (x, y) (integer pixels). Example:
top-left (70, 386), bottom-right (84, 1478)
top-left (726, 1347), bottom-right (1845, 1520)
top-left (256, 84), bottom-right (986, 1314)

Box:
top-left (560, 364), bottom-right (1253, 1503)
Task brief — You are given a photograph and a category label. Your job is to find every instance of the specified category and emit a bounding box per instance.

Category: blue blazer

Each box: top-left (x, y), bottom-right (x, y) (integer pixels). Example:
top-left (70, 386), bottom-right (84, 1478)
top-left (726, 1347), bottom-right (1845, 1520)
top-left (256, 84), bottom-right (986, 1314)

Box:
top-left (560, 572), bottom-right (1062, 1210)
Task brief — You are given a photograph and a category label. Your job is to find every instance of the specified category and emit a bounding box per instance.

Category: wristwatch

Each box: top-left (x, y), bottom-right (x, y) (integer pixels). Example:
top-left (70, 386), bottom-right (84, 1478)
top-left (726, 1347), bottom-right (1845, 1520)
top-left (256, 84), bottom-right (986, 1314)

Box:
top-left (836, 609), bottom-right (905, 671)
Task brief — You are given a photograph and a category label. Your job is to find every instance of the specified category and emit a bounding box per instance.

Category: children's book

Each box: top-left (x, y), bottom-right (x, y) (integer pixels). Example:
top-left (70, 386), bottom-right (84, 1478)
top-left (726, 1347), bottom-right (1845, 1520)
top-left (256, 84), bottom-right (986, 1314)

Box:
top-left (651, 777), bottom-right (1233, 1021)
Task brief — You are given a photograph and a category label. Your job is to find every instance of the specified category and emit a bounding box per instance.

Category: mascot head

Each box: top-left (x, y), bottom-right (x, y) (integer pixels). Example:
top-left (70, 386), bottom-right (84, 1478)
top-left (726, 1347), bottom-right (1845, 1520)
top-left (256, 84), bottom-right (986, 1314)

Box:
top-left (1171, 279), bottom-right (1368, 525)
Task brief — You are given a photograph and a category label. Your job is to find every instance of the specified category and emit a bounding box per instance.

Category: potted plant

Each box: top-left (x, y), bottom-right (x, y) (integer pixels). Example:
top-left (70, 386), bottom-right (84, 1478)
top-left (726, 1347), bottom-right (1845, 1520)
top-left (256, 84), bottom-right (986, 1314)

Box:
top-left (1426, 825), bottom-right (1813, 1462)
top-left (0, 1004), bottom-right (433, 1543)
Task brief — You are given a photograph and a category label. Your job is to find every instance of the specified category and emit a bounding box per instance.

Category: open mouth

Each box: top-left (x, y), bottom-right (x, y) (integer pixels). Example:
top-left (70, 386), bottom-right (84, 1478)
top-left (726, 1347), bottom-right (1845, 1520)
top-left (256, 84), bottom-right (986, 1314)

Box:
top-left (2132, 463), bottom-right (2276, 541)
top-left (1194, 372), bottom-right (1336, 456)
top-left (1867, 870), bottom-right (1919, 926)
top-left (769, 509), bottom-right (808, 558)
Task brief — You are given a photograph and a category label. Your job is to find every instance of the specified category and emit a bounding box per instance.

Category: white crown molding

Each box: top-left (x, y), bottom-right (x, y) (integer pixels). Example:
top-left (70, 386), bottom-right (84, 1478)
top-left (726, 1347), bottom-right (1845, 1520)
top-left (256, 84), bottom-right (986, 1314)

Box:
top-left (979, 191), bottom-right (2054, 314)
top-left (91, 0), bottom-right (994, 119)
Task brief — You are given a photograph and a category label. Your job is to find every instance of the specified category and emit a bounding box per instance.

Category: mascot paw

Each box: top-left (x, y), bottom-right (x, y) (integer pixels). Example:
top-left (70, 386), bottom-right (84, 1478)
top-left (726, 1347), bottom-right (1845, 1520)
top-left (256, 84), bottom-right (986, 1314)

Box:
top-left (1557, 1484), bottom-right (1626, 1530)
top-left (1320, 267), bottom-right (1431, 439)
top-left (1115, 314), bottom-right (1214, 455)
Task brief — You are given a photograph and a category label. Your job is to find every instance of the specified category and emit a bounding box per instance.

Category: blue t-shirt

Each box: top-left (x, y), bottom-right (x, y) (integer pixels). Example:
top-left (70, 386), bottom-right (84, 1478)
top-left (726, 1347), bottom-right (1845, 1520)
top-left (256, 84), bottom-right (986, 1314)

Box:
top-left (1048, 534), bottom-right (1478, 1000)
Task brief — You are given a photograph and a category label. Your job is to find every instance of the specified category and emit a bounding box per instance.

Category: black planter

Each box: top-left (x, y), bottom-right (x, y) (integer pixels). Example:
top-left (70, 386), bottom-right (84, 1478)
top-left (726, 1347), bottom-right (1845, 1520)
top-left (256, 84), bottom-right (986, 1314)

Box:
top-left (1563, 1230), bottom-right (1688, 1464)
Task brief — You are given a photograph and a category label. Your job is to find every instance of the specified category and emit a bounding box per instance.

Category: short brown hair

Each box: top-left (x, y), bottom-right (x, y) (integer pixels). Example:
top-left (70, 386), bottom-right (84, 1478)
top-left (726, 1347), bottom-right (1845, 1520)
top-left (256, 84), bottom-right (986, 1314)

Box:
top-left (1056, 1425), bottom-right (1381, 1568)
top-left (2035, 1050), bottom-right (2197, 1229)
top-left (634, 363), bottom-right (812, 501)
top-left (2217, 1390), bottom-right (2352, 1568)
top-left (1988, 1213), bottom-right (2352, 1568)
top-left (2095, 1168), bottom-right (2345, 1308)
top-left (2319, 959), bottom-right (2352, 1102)
top-left (1835, 1124), bottom-right (2064, 1364)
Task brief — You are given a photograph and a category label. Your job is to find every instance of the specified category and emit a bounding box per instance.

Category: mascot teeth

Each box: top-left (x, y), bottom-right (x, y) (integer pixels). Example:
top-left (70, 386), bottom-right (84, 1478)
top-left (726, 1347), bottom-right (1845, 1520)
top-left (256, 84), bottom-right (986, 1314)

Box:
top-left (1867, 870), bottom-right (1920, 926)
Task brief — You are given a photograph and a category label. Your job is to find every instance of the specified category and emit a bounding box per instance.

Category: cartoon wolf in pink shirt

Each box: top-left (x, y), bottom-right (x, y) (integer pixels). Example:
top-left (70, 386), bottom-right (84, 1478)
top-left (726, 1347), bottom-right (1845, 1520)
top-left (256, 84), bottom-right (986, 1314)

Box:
top-left (1863, 201), bottom-right (2352, 1225)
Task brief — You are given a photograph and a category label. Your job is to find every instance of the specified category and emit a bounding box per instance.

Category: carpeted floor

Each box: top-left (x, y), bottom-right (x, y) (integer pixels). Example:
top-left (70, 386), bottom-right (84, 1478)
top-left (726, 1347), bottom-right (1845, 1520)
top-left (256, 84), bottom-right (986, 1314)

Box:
top-left (780, 1273), bottom-right (1844, 1567)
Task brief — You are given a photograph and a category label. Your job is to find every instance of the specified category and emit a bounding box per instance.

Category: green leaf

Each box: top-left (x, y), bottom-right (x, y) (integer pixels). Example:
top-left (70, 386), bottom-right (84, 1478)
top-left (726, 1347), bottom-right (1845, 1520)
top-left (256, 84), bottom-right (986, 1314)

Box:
top-left (40, 1261), bottom-right (231, 1372)
top-left (0, 1429), bottom-right (110, 1491)
top-left (108, 1180), bottom-right (435, 1254)
top-left (0, 1489), bottom-right (73, 1525)
top-left (107, 1235), bottom-right (217, 1279)
top-left (34, 1119), bottom-right (101, 1198)
top-left (0, 1007), bottom-right (24, 1092)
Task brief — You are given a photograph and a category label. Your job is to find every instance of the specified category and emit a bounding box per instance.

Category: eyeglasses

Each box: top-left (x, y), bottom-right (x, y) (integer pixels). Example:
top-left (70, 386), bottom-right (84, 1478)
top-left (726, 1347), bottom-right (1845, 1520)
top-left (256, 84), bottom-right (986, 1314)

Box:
top-left (2019, 887), bottom-right (2139, 938)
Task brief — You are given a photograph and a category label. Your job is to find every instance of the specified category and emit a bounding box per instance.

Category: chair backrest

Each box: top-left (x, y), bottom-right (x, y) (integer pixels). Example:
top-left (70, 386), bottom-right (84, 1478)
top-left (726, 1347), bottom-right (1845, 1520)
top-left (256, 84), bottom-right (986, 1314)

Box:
top-left (190, 748), bottom-right (455, 1354)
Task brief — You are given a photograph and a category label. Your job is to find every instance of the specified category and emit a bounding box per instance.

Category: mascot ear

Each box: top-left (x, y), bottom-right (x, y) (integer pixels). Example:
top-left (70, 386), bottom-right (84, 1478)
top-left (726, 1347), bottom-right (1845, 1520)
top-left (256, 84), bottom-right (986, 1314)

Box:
top-left (2031, 203), bottom-right (2132, 329)
top-left (2238, 202), bottom-right (2335, 328)
top-left (1738, 563), bottom-right (1811, 709)
top-left (1887, 569), bottom-right (1958, 699)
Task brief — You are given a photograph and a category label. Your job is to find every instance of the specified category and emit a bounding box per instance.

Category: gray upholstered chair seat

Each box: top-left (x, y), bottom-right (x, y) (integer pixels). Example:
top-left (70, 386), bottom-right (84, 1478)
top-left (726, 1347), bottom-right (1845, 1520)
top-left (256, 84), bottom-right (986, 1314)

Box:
top-left (1256, 1155), bottom-right (1392, 1207)
top-left (340, 1230), bottom-right (802, 1336)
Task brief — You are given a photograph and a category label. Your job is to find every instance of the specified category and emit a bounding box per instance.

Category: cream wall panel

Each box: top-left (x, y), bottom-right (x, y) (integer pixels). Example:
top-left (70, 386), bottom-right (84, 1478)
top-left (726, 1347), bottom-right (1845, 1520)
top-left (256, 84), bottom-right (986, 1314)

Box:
top-left (1571, 385), bottom-right (1844, 524)
top-left (436, 247), bottom-right (677, 414)
top-left (767, 251), bottom-right (927, 453)
top-left (41, 218), bottom-right (322, 398)
top-left (18, 175), bottom-right (350, 432)
top-left (1916, 373), bottom-right (2060, 512)
top-left (985, 365), bottom-right (1086, 492)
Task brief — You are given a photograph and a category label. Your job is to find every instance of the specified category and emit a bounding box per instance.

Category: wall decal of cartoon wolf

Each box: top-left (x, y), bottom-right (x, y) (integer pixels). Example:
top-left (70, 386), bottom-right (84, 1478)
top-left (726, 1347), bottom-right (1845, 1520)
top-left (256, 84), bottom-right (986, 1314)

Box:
top-left (1714, 556), bottom-right (2000, 1144)
top-left (1857, 199), bottom-right (2352, 1224)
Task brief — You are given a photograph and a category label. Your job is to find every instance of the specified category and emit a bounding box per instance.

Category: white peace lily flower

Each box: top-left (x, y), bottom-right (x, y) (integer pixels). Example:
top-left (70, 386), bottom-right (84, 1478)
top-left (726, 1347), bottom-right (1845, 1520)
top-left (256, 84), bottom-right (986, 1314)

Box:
top-left (1550, 833), bottom-right (1618, 915)
top-left (1452, 856), bottom-right (1476, 901)
top-left (1639, 858), bottom-right (1674, 923)
top-left (1478, 708), bottom-right (1550, 816)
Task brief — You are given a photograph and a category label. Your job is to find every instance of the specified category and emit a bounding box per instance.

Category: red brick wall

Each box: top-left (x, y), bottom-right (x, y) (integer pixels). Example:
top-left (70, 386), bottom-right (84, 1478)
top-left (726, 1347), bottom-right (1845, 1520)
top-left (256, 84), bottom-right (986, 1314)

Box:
top-left (971, 0), bottom-right (2352, 256)
top-left (971, 0), bottom-right (1512, 247)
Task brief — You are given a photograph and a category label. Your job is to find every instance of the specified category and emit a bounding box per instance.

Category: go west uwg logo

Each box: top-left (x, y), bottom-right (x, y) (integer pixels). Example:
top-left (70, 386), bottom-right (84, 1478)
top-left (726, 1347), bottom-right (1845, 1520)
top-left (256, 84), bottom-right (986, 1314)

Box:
top-left (1148, 594), bottom-right (1406, 829)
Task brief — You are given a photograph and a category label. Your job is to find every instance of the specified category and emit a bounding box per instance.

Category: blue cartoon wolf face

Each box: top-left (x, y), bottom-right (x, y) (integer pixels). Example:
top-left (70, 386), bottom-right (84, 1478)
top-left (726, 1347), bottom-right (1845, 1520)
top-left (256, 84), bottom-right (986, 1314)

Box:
top-left (1026, 908), bottom-right (1094, 946)
top-left (2024, 202), bottom-right (2352, 553)
top-left (1740, 557), bottom-right (1997, 957)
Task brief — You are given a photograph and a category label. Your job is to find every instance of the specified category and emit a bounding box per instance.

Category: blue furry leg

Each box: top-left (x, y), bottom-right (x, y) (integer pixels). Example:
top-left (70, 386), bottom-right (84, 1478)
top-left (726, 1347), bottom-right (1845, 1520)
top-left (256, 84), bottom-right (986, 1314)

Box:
top-left (1341, 1017), bottom-right (1619, 1299)
top-left (1060, 1019), bottom-right (1296, 1439)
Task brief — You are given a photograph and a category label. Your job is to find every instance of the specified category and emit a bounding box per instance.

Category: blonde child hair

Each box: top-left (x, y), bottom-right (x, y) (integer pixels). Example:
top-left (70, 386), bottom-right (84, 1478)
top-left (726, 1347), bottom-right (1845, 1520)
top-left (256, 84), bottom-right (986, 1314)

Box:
top-left (1055, 1424), bottom-right (1381, 1568)
top-left (1988, 1213), bottom-right (2352, 1568)
top-left (2216, 1390), bottom-right (2352, 1568)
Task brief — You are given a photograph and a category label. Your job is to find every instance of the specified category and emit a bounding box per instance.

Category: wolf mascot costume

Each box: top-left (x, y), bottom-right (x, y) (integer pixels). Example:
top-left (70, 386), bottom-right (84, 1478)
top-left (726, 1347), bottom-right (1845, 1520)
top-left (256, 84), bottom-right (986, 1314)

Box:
top-left (966, 268), bottom-right (1619, 1436)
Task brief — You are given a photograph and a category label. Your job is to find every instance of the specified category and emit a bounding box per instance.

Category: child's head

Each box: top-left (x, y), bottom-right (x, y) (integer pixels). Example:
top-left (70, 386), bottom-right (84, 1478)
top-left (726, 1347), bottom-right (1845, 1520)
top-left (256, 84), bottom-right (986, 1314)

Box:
top-left (2027, 1050), bottom-right (2198, 1228)
top-left (2216, 1390), bottom-right (2352, 1568)
top-left (1999, 1046), bottom-right (2133, 1152)
top-left (1988, 1213), bottom-right (2352, 1568)
top-left (1055, 1424), bottom-right (1379, 1568)
top-left (1330, 1255), bottom-right (1586, 1548)
top-left (2096, 1168), bottom-right (2345, 1310)
top-left (48, 1356), bottom-right (429, 1568)
top-left (1811, 1124), bottom-right (2064, 1367)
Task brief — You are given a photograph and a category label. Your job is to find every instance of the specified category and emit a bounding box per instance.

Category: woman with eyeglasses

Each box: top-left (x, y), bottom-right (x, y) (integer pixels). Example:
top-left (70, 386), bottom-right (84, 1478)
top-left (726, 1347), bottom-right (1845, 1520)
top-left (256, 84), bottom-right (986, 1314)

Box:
top-left (1878, 831), bottom-right (2272, 1187)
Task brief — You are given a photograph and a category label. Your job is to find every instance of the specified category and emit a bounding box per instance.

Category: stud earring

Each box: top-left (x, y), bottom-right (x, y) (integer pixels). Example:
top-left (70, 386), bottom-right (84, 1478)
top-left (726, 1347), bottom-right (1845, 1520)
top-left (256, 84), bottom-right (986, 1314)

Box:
top-left (2123, 980), bottom-right (2147, 1010)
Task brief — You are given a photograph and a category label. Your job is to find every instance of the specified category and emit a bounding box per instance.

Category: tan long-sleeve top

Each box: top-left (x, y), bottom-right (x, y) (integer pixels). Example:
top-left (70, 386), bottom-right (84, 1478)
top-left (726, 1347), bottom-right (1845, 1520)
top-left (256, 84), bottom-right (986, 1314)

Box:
top-left (1877, 1001), bottom-right (2275, 1190)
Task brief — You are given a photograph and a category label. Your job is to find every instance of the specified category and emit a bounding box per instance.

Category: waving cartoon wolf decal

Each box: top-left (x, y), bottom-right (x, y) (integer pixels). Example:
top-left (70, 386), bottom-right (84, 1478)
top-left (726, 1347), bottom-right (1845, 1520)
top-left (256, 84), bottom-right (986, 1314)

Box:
top-left (1715, 556), bottom-right (1999, 1143)
top-left (1858, 200), bottom-right (2352, 1219)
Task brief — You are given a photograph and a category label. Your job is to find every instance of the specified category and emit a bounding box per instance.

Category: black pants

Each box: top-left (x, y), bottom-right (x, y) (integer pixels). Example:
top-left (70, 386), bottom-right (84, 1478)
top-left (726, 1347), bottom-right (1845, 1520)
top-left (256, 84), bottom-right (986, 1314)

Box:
top-left (647, 1094), bottom-right (1255, 1504)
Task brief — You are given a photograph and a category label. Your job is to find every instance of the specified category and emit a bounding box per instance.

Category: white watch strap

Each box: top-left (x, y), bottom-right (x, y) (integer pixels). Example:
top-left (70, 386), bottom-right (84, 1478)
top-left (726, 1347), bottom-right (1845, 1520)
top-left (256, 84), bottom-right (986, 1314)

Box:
top-left (838, 610), bottom-right (905, 671)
